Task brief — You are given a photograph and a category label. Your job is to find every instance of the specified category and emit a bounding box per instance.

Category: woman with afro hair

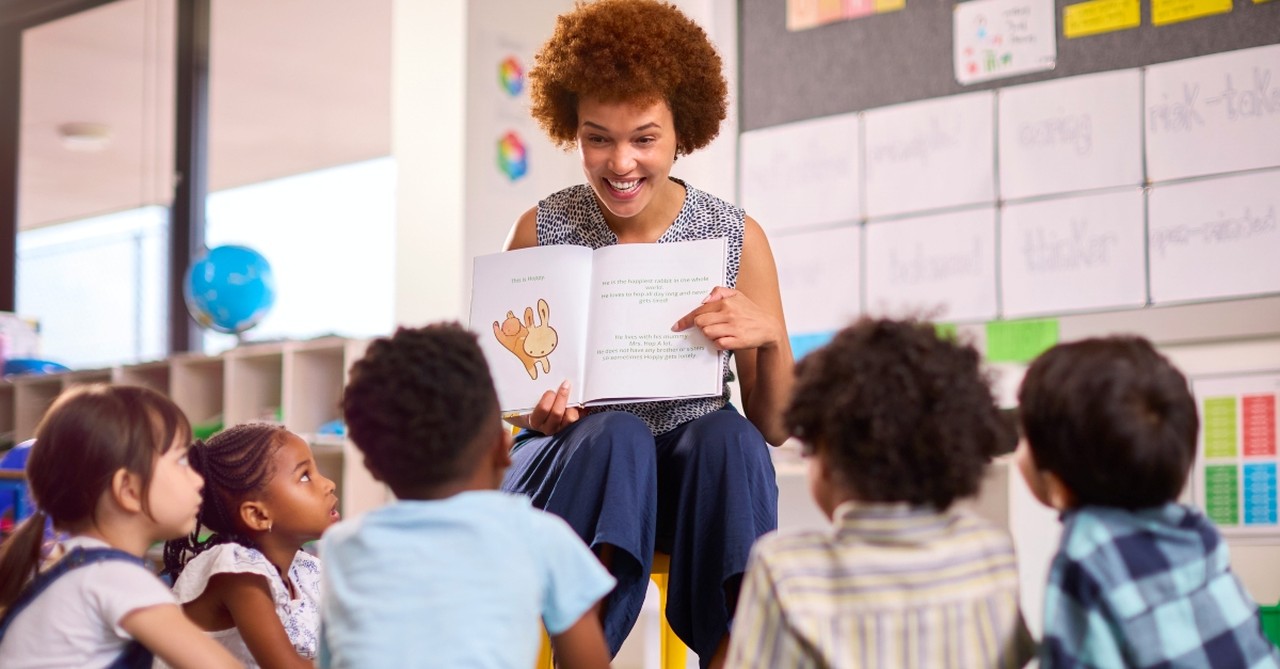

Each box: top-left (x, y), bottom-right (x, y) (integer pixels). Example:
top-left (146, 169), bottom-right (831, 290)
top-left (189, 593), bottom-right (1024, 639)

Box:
top-left (499, 1), bottom-right (794, 667)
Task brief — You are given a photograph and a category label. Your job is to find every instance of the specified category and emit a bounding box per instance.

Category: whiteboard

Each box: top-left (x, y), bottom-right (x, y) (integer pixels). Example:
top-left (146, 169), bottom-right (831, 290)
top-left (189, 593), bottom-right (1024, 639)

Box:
top-left (739, 113), bottom-right (862, 232)
top-left (863, 92), bottom-right (996, 219)
top-left (1000, 189), bottom-right (1147, 318)
top-left (1145, 44), bottom-right (1280, 183)
top-left (864, 207), bottom-right (998, 322)
top-left (998, 69), bottom-right (1143, 200)
top-left (772, 225), bottom-right (862, 337)
top-left (1149, 170), bottom-right (1280, 304)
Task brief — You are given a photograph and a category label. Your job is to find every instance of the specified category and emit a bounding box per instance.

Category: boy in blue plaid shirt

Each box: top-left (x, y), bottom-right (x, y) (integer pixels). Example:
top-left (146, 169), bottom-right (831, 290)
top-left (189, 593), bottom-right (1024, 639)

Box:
top-left (1015, 336), bottom-right (1280, 668)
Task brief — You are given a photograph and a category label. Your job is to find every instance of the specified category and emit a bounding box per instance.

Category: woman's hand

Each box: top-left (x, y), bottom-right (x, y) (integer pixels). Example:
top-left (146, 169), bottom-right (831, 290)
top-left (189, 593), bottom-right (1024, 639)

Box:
top-left (523, 380), bottom-right (583, 436)
top-left (671, 286), bottom-right (784, 352)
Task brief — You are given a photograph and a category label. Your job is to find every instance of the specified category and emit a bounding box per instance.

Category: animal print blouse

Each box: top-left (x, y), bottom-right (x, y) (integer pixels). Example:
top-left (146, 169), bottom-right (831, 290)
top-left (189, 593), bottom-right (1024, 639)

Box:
top-left (535, 178), bottom-right (742, 435)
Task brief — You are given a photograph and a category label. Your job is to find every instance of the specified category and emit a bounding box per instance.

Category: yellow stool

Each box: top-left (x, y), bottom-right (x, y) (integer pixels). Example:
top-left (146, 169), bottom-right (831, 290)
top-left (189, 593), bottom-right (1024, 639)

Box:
top-left (538, 552), bottom-right (687, 668)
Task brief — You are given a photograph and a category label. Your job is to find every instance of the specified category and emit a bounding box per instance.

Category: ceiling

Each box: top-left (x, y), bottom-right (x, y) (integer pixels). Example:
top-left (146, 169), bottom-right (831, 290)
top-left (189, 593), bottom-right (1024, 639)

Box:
top-left (15, 0), bottom-right (391, 229)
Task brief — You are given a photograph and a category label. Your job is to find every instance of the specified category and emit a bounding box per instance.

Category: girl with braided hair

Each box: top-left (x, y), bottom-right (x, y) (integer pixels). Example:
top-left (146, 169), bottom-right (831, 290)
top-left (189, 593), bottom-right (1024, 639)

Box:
top-left (160, 423), bottom-right (339, 669)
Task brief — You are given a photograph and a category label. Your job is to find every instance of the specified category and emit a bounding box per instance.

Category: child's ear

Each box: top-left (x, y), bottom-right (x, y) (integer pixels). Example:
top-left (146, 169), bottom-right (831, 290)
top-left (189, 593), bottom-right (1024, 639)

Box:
top-left (1041, 471), bottom-right (1077, 511)
top-left (496, 428), bottom-right (513, 469)
top-left (239, 500), bottom-right (272, 533)
top-left (110, 467), bottom-right (145, 513)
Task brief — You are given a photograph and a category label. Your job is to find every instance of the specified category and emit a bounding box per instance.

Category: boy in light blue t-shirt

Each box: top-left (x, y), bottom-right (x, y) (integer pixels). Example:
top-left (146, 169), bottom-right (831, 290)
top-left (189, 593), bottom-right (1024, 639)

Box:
top-left (320, 323), bottom-right (614, 669)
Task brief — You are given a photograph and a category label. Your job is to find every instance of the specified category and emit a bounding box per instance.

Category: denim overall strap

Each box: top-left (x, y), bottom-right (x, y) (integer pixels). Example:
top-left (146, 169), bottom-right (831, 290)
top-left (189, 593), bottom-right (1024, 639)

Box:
top-left (0, 546), bottom-right (155, 669)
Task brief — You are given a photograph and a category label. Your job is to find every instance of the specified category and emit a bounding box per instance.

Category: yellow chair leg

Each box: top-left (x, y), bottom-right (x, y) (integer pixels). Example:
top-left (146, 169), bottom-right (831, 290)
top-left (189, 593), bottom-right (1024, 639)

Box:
top-left (537, 552), bottom-right (687, 669)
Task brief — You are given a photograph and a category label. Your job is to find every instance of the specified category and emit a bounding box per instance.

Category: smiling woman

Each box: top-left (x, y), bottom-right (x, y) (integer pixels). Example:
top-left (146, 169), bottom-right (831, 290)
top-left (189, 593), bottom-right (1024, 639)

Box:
top-left (496, 2), bottom-right (795, 668)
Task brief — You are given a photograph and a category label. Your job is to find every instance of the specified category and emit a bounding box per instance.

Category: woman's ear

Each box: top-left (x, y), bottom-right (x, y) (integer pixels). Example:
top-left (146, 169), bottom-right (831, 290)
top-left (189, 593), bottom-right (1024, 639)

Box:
top-left (110, 467), bottom-right (145, 513)
top-left (239, 500), bottom-right (272, 533)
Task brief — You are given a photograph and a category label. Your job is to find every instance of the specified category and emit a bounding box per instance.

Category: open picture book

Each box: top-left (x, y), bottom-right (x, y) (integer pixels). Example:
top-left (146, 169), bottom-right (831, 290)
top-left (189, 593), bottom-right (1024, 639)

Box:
top-left (469, 238), bottom-right (728, 415)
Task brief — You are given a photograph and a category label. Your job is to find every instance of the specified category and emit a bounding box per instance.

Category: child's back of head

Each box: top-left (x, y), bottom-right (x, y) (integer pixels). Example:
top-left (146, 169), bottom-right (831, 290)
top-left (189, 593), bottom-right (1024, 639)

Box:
top-left (1018, 335), bottom-right (1197, 509)
top-left (786, 316), bottom-right (1011, 511)
top-left (342, 323), bottom-right (502, 498)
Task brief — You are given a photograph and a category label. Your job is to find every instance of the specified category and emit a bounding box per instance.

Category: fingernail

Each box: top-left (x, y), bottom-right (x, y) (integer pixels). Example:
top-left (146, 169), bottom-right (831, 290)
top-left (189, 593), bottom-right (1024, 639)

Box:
top-left (559, 380), bottom-right (570, 392)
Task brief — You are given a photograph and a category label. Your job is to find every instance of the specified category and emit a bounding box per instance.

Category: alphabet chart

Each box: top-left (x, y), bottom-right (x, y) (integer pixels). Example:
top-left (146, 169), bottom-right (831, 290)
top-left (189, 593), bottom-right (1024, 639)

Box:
top-left (1191, 371), bottom-right (1280, 539)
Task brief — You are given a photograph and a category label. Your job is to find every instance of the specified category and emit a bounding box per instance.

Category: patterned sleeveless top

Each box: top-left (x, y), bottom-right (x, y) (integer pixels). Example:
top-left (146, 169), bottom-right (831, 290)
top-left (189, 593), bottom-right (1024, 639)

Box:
top-left (536, 178), bottom-right (743, 435)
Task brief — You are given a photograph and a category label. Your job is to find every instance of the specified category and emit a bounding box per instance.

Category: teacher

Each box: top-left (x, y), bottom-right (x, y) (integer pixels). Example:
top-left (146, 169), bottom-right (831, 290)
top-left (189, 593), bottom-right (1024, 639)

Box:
top-left (499, 1), bottom-right (794, 667)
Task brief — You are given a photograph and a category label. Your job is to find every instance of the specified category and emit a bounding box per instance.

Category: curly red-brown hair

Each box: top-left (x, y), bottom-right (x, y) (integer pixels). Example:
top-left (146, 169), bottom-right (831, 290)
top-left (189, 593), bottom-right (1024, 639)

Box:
top-left (529, 0), bottom-right (728, 156)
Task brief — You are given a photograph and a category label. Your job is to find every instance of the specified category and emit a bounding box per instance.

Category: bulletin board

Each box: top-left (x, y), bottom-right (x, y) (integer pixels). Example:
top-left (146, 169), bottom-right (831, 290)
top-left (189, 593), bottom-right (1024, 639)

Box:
top-left (740, 0), bottom-right (1280, 131)
top-left (738, 0), bottom-right (1280, 346)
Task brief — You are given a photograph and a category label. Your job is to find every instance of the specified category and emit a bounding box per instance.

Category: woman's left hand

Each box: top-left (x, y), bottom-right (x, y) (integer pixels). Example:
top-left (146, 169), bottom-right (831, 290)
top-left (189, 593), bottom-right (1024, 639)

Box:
top-left (671, 286), bottom-right (783, 352)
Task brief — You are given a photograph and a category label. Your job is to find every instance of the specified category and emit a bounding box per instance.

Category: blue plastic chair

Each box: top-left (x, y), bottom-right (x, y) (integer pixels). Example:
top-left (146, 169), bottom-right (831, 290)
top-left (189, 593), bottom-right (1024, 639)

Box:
top-left (0, 439), bottom-right (35, 527)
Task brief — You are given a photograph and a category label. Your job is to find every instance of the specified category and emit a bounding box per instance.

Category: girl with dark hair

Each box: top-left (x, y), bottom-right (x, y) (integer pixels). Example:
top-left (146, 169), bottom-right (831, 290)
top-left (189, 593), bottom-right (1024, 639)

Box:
top-left (0, 384), bottom-right (239, 669)
top-left (161, 423), bottom-right (339, 669)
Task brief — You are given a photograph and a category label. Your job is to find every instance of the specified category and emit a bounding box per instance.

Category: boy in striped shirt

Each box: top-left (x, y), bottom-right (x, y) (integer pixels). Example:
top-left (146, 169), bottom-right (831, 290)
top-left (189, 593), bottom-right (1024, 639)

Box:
top-left (726, 317), bottom-right (1034, 668)
top-left (1016, 336), bottom-right (1280, 668)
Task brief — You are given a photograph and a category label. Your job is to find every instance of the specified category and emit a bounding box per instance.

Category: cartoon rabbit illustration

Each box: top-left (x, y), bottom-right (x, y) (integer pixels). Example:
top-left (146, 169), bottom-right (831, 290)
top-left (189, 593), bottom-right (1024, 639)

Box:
top-left (492, 310), bottom-right (541, 380)
top-left (522, 298), bottom-right (557, 378)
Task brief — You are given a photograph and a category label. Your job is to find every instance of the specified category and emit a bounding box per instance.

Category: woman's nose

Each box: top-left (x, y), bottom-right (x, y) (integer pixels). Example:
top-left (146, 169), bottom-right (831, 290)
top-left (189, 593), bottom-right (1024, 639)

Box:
top-left (608, 144), bottom-right (636, 174)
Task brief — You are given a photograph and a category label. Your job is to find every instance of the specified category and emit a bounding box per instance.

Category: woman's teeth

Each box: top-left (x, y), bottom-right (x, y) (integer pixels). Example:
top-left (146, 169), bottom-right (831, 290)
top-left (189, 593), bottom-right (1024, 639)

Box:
top-left (608, 179), bottom-right (640, 192)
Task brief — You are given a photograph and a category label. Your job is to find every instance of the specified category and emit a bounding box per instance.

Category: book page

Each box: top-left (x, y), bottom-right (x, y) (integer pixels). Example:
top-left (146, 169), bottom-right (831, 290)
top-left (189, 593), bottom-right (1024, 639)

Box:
top-left (582, 238), bottom-right (727, 403)
top-left (470, 245), bottom-right (593, 414)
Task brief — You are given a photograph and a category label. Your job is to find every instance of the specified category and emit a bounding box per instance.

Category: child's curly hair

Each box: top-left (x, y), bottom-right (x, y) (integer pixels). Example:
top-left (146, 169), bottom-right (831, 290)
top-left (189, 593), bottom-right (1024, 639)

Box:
top-left (786, 318), bottom-right (1011, 509)
top-left (342, 323), bottom-right (499, 499)
top-left (529, 0), bottom-right (728, 156)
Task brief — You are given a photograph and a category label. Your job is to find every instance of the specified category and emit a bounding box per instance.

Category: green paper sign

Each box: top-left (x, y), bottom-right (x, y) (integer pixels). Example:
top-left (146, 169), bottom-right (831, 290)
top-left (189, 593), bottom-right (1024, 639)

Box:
top-left (985, 319), bottom-right (1060, 363)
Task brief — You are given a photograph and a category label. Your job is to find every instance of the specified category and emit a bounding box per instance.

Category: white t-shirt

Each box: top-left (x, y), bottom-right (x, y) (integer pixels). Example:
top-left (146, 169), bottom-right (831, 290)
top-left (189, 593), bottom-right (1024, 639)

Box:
top-left (155, 542), bottom-right (322, 668)
top-left (0, 536), bottom-right (176, 669)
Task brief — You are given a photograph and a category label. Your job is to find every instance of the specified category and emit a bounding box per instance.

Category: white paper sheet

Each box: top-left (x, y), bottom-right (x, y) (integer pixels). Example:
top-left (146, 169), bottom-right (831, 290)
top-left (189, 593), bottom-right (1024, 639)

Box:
top-left (1145, 44), bottom-right (1280, 183)
top-left (739, 114), bottom-right (862, 232)
top-left (954, 0), bottom-right (1057, 85)
top-left (1000, 189), bottom-right (1147, 317)
top-left (1148, 170), bottom-right (1280, 304)
top-left (998, 70), bottom-right (1143, 200)
top-left (864, 207), bottom-right (998, 322)
top-left (772, 225), bottom-right (862, 338)
top-left (864, 92), bottom-right (996, 219)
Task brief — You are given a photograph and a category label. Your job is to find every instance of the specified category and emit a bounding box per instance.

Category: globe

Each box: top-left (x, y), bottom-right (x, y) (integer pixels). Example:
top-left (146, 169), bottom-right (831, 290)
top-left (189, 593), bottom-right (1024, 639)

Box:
top-left (184, 245), bottom-right (276, 335)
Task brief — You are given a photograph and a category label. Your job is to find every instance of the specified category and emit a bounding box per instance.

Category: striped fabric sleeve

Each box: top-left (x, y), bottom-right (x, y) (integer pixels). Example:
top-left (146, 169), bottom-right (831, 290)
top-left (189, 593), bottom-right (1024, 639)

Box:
top-left (726, 544), bottom-right (811, 668)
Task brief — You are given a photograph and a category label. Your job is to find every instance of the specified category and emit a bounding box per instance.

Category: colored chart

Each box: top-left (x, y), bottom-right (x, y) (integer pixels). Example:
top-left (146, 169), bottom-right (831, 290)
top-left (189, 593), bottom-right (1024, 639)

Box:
top-left (1192, 372), bottom-right (1280, 538)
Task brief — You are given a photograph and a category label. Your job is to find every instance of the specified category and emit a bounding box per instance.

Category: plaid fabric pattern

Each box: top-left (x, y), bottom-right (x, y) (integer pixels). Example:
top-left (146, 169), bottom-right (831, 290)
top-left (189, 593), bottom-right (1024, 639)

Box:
top-left (1041, 503), bottom-right (1280, 668)
top-left (726, 502), bottom-right (1034, 669)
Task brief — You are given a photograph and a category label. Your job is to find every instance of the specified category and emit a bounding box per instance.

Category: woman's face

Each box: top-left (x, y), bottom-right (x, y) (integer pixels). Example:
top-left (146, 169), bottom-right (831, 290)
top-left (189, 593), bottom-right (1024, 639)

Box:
top-left (576, 96), bottom-right (679, 223)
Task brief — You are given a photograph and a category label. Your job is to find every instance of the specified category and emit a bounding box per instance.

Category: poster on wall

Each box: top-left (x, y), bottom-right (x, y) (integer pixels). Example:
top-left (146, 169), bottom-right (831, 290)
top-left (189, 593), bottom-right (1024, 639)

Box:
top-left (1147, 169), bottom-right (1280, 305)
top-left (954, 0), bottom-right (1057, 85)
top-left (863, 206), bottom-right (998, 322)
top-left (786, 0), bottom-right (906, 32)
top-left (771, 225), bottom-right (862, 359)
top-left (739, 113), bottom-right (861, 232)
top-left (863, 92), bottom-right (995, 219)
top-left (1190, 371), bottom-right (1280, 540)
top-left (1145, 44), bottom-right (1280, 183)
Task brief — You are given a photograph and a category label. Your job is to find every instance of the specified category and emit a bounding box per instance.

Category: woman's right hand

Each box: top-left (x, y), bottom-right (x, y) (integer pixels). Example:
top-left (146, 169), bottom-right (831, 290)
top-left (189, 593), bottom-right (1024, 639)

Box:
top-left (521, 380), bottom-right (582, 436)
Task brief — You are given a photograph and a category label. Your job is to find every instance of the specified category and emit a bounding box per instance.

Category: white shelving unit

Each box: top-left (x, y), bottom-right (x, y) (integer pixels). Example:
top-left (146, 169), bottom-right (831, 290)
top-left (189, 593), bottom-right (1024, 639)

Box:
top-left (0, 337), bottom-right (387, 518)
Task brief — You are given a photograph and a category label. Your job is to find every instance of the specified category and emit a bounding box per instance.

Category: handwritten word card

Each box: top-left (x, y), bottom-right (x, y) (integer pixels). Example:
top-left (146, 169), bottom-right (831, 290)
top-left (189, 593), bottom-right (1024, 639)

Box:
top-left (954, 0), bottom-right (1057, 85)
top-left (739, 113), bottom-right (862, 232)
top-left (863, 92), bottom-right (995, 219)
top-left (864, 207), bottom-right (997, 322)
top-left (1191, 371), bottom-right (1280, 539)
top-left (998, 69), bottom-right (1143, 200)
top-left (1145, 44), bottom-right (1280, 183)
top-left (772, 225), bottom-right (862, 358)
top-left (1148, 170), bottom-right (1280, 304)
top-left (1001, 189), bottom-right (1146, 318)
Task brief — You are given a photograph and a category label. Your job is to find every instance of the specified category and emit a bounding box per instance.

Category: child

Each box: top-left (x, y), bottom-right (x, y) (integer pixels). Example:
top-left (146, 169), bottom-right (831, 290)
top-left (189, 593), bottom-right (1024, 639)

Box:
top-left (320, 323), bottom-right (614, 669)
top-left (727, 318), bottom-right (1034, 669)
top-left (1016, 336), bottom-right (1280, 667)
top-left (0, 384), bottom-right (240, 669)
top-left (160, 423), bottom-right (340, 668)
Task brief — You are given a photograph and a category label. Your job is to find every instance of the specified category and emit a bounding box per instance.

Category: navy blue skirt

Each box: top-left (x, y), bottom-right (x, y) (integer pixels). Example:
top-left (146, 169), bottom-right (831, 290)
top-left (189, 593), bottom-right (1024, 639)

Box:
top-left (500, 406), bottom-right (778, 666)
